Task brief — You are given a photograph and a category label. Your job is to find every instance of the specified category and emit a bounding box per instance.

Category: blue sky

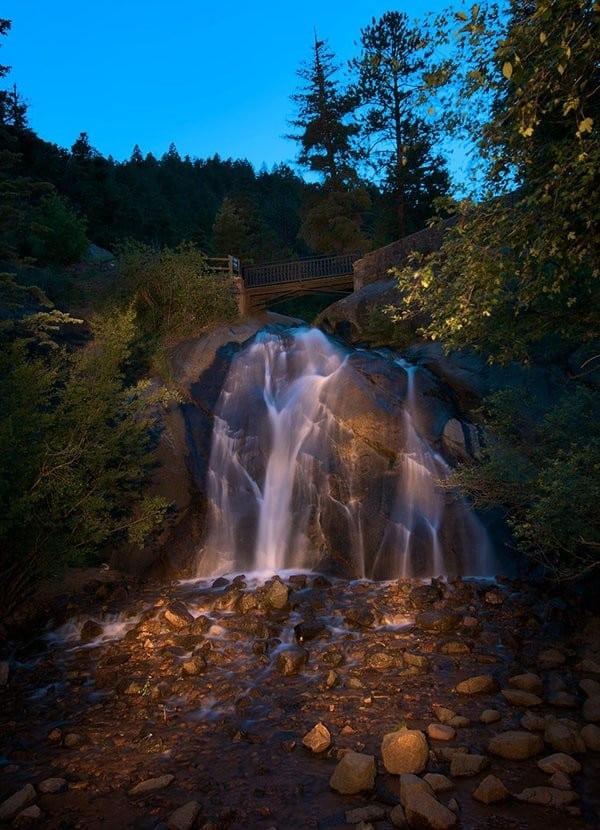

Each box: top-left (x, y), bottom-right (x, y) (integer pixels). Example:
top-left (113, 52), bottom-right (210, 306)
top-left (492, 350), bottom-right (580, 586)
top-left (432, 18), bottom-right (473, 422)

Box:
top-left (3, 0), bottom-right (460, 173)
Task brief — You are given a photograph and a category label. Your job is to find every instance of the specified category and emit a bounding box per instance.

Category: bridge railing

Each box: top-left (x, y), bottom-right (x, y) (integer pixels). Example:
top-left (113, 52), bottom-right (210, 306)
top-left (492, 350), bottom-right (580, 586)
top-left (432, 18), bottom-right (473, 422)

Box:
top-left (242, 252), bottom-right (358, 288)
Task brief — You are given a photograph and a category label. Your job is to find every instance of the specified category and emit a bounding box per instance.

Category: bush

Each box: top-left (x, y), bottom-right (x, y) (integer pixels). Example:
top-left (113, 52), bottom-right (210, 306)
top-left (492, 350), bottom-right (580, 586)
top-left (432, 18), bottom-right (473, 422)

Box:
top-left (451, 383), bottom-right (600, 580)
top-left (26, 190), bottom-right (89, 265)
top-left (0, 305), bottom-right (173, 616)
top-left (117, 240), bottom-right (238, 341)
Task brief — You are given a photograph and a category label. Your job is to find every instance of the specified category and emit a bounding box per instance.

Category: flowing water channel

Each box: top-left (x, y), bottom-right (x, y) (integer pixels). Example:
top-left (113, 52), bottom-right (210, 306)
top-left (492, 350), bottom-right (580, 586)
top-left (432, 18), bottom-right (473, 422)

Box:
top-left (198, 325), bottom-right (496, 580)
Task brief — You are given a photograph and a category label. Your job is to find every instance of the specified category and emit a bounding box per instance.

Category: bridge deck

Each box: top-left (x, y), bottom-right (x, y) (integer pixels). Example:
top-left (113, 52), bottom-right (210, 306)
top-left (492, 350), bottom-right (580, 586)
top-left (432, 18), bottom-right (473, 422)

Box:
top-left (242, 252), bottom-right (357, 288)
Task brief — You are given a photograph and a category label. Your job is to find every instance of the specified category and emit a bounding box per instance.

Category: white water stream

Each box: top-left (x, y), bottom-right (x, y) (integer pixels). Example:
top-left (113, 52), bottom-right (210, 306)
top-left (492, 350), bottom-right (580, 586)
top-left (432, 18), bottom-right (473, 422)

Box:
top-left (198, 326), bottom-right (495, 579)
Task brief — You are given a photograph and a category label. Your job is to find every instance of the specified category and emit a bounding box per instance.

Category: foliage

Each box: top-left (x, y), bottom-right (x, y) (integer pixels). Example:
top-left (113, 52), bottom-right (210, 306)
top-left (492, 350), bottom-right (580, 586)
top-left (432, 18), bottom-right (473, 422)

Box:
top-left (117, 240), bottom-right (238, 341)
top-left (25, 190), bottom-right (88, 264)
top-left (451, 385), bottom-right (600, 579)
top-left (299, 187), bottom-right (372, 254)
top-left (0, 306), bottom-right (173, 615)
top-left (393, 0), bottom-right (599, 362)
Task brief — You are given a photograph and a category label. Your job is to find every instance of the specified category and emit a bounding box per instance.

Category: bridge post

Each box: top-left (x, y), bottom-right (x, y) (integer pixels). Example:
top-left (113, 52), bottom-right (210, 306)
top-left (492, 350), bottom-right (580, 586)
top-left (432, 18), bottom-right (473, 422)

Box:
top-left (229, 255), bottom-right (249, 316)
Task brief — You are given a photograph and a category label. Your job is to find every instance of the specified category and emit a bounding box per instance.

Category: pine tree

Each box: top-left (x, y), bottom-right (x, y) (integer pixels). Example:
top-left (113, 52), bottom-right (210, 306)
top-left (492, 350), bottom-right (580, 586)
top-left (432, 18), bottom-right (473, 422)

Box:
top-left (352, 12), bottom-right (449, 238)
top-left (289, 34), bottom-right (359, 188)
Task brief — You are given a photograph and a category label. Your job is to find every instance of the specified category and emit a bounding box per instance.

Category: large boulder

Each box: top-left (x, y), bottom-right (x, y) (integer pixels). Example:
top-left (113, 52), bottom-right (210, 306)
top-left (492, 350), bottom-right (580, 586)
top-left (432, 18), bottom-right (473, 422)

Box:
top-left (381, 728), bottom-right (429, 775)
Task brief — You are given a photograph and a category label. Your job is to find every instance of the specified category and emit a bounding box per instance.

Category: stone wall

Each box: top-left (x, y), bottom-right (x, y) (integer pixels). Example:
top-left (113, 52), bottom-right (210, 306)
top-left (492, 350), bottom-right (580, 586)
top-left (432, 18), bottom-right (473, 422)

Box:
top-left (353, 220), bottom-right (456, 290)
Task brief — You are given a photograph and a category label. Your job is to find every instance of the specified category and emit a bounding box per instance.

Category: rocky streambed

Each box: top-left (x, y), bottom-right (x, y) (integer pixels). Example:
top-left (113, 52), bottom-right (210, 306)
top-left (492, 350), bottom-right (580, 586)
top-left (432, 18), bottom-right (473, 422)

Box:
top-left (1, 571), bottom-right (599, 829)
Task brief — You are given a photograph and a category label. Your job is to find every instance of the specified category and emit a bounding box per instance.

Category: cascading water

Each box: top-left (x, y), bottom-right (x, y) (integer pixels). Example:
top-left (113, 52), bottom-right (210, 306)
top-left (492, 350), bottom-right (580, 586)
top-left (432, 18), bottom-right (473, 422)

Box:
top-left (198, 325), bottom-right (496, 579)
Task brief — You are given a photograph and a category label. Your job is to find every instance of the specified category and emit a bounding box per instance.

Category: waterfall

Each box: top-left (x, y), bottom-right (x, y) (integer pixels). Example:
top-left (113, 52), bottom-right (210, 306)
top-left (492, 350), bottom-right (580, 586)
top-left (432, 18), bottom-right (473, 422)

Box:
top-left (198, 325), bottom-right (496, 579)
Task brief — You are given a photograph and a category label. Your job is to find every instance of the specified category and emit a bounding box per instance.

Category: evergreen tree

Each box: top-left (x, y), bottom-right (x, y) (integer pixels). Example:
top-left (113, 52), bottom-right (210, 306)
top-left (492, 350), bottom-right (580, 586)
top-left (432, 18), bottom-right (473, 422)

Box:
top-left (289, 34), bottom-right (359, 188)
top-left (351, 11), bottom-right (449, 238)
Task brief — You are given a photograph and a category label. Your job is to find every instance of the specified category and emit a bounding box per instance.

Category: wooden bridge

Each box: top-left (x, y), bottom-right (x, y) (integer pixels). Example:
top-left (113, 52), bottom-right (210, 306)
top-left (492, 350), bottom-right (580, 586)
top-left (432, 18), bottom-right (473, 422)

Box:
top-left (209, 252), bottom-right (359, 314)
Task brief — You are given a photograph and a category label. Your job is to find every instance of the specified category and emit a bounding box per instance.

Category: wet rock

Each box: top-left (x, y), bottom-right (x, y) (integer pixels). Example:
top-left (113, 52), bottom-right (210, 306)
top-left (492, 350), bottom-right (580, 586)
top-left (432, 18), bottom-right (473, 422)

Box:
top-left (403, 652), bottom-right (432, 671)
top-left (544, 720), bottom-right (587, 754)
top-left (381, 728), bottom-right (429, 774)
top-left (548, 691), bottom-right (579, 708)
top-left (455, 674), bottom-right (498, 695)
top-left (390, 803), bottom-right (408, 827)
top-left (189, 615), bottom-right (211, 636)
top-left (0, 784), bottom-right (36, 821)
top-left (423, 773), bottom-right (454, 793)
top-left (480, 709), bottom-right (501, 724)
top-left (508, 672), bottom-right (543, 694)
top-left (449, 753), bottom-right (489, 777)
top-left (581, 723), bottom-right (600, 751)
top-left (80, 618), bottom-right (104, 643)
top-left (329, 751), bottom-right (376, 794)
top-left (264, 577), bottom-right (289, 610)
top-left (163, 602), bottom-right (194, 630)
top-left (274, 644), bottom-right (308, 676)
top-left (344, 606), bottom-right (376, 628)
top-left (449, 715), bottom-right (469, 729)
top-left (427, 724), bottom-right (456, 741)
top-left (538, 753), bottom-right (581, 775)
top-left (488, 730), bottom-right (544, 760)
top-left (404, 790), bottom-right (458, 830)
top-left (345, 804), bottom-right (387, 823)
top-left (63, 732), bottom-right (83, 748)
top-left (439, 641), bottom-right (471, 655)
top-left (37, 778), bottom-right (67, 794)
top-left (409, 584), bottom-right (442, 608)
top-left (237, 591), bottom-right (260, 614)
top-left (128, 774), bottom-right (175, 795)
top-left (483, 588), bottom-right (504, 606)
top-left (582, 695), bottom-right (600, 722)
top-left (364, 649), bottom-right (402, 670)
top-left (294, 619), bottom-right (327, 642)
top-left (321, 645), bottom-right (344, 667)
top-left (167, 801), bottom-right (201, 830)
top-left (537, 649), bottom-right (566, 669)
top-left (521, 711), bottom-right (554, 732)
top-left (515, 786), bottom-right (579, 807)
top-left (415, 611), bottom-right (460, 634)
top-left (182, 656), bottom-right (207, 676)
top-left (501, 688), bottom-right (543, 707)
top-left (472, 774), bottom-right (510, 804)
top-left (302, 722), bottom-right (331, 753)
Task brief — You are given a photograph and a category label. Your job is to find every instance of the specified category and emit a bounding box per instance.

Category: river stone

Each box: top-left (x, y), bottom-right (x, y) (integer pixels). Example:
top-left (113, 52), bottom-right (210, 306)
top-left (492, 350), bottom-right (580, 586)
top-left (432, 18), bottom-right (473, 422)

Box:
top-left (163, 602), bottom-right (194, 630)
top-left (515, 787), bottom-right (579, 807)
top-left (38, 777), bottom-right (67, 794)
top-left (501, 688), bottom-right (543, 707)
top-left (549, 771), bottom-right (572, 790)
top-left (0, 661), bottom-right (8, 685)
top-left (537, 649), bottom-right (566, 669)
top-left (404, 652), bottom-right (432, 671)
top-left (580, 678), bottom-right (600, 698)
top-left (415, 611), bottom-right (460, 634)
top-left (548, 691), bottom-right (579, 708)
top-left (381, 728), bottom-right (429, 774)
top-left (80, 619), bottom-right (103, 642)
top-left (424, 773), bottom-right (454, 793)
top-left (167, 801), bottom-right (201, 830)
top-left (544, 720), bottom-right (586, 754)
top-left (302, 722), bottom-right (331, 753)
top-left (433, 706), bottom-right (456, 724)
top-left (582, 695), bottom-right (600, 722)
top-left (390, 804), bottom-right (407, 827)
top-left (265, 577), bottom-right (289, 610)
top-left (427, 723), bottom-right (456, 741)
top-left (440, 641), bottom-right (471, 655)
top-left (329, 751), bottom-right (376, 794)
top-left (344, 606), bottom-right (376, 628)
top-left (0, 784), bottom-right (36, 821)
top-left (538, 753), bottom-right (581, 775)
top-left (472, 774), bottom-right (510, 804)
top-left (581, 723), bottom-right (600, 751)
top-left (521, 712), bottom-right (554, 732)
top-left (237, 591), bottom-right (260, 614)
top-left (455, 674), bottom-right (498, 695)
top-left (274, 645), bottom-right (308, 676)
top-left (449, 753), bottom-right (489, 777)
top-left (128, 774), bottom-right (175, 795)
top-left (294, 619), bottom-right (327, 642)
top-left (508, 672), bottom-right (543, 694)
top-left (480, 709), bottom-right (501, 724)
top-left (449, 715), bottom-right (470, 728)
top-left (488, 730), bottom-right (543, 760)
top-left (404, 790), bottom-right (458, 830)
top-left (364, 649), bottom-right (401, 670)
top-left (345, 804), bottom-right (387, 823)
top-left (399, 773), bottom-right (434, 805)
